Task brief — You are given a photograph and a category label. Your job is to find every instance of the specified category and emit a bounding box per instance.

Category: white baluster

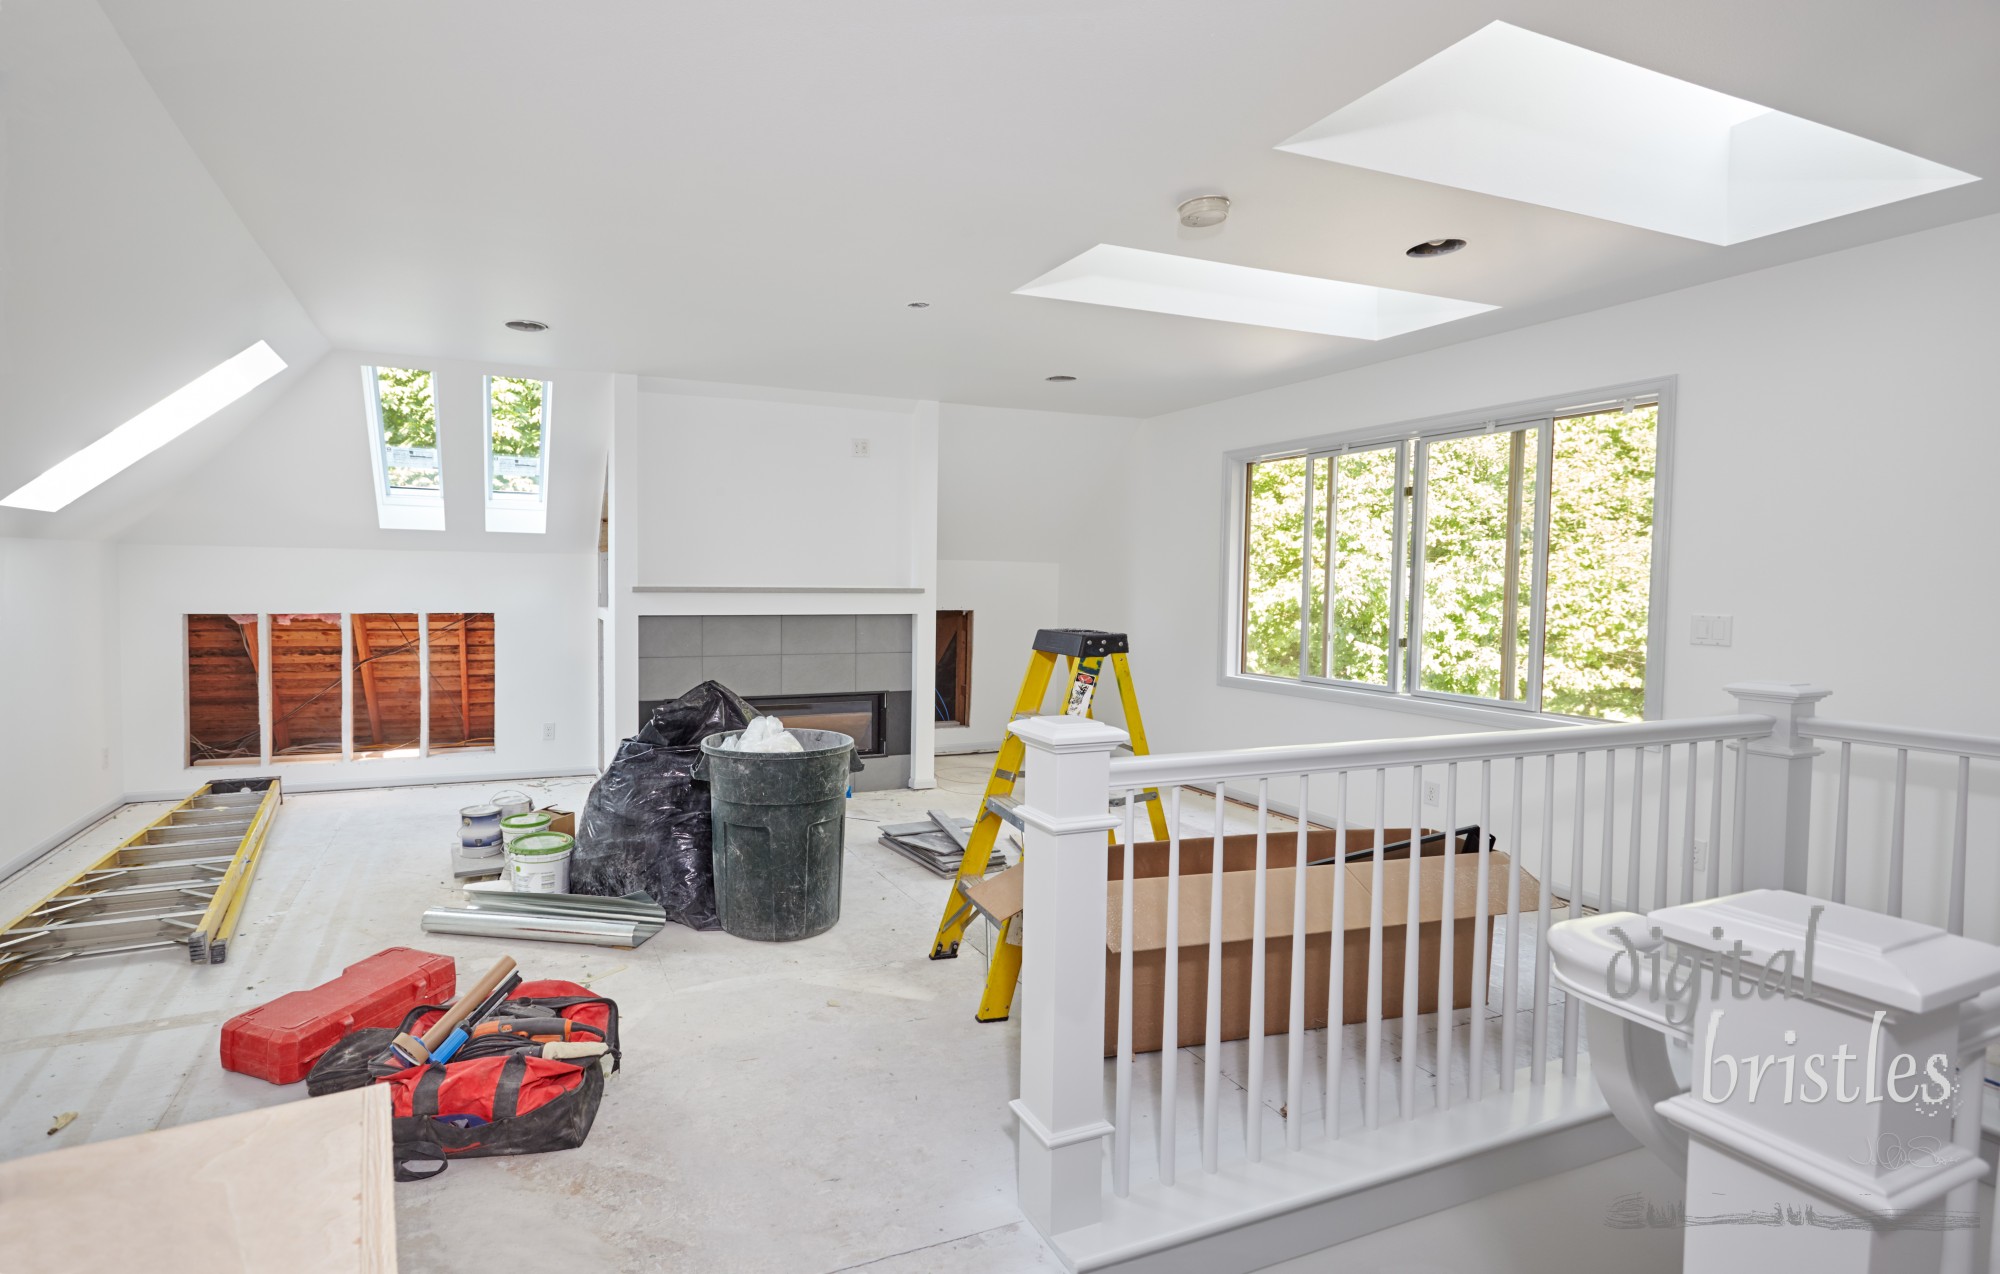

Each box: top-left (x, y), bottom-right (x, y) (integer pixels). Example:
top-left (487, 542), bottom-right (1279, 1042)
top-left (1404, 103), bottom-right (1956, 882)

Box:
top-left (1365, 768), bottom-right (1387, 1127)
top-left (1704, 740), bottom-right (1723, 901)
top-left (1501, 757), bottom-right (1523, 1091)
top-left (1246, 778), bottom-right (1270, 1160)
top-left (1112, 788), bottom-right (1135, 1198)
top-left (1889, 747), bottom-right (1908, 916)
top-left (1831, 740), bottom-right (1852, 905)
top-left (1326, 771), bottom-right (1349, 1138)
top-left (1439, 762), bottom-right (1459, 1106)
top-left (1563, 751), bottom-right (1585, 1074)
top-left (1286, 774), bottom-right (1308, 1152)
top-left (1469, 760), bottom-right (1492, 1100)
top-left (1652, 744), bottom-right (1672, 910)
top-left (1678, 742), bottom-right (1696, 904)
top-left (1531, 754), bottom-right (1554, 1085)
top-left (1402, 765), bottom-right (1423, 1119)
top-left (1202, 781), bottom-right (1225, 1174)
top-left (1949, 756), bottom-right (1970, 936)
top-left (1626, 747), bottom-right (1646, 911)
top-left (1159, 786), bottom-right (1181, 1185)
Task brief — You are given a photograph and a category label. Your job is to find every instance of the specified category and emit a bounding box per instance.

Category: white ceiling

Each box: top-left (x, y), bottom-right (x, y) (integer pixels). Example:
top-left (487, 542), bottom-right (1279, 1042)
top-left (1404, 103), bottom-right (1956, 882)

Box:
top-left (0, 0), bottom-right (326, 541)
top-left (24, 0), bottom-right (2000, 440)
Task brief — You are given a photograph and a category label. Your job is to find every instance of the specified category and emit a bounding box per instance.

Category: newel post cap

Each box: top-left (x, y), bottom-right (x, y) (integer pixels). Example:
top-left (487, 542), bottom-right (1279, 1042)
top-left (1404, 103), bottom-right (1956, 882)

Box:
top-left (1008, 715), bottom-right (1129, 753)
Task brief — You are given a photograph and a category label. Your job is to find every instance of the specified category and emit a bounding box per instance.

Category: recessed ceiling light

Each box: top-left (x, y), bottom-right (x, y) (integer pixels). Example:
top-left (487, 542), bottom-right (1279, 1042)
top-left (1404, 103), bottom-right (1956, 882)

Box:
top-left (505, 319), bottom-right (549, 332)
top-left (1015, 244), bottom-right (1496, 340)
top-left (1177, 195), bottom-right (1231, 228)
top-left (1, 341), bottom-right (287, 512)
top-left (1277, 21), bottom-right (1976, 245)
top-left (1407, 238), bottom-right (1467, 258)
top-left (1045, 375), bottom-right (1077, 382)
top-left (906, 301), bottom-right (931, 308)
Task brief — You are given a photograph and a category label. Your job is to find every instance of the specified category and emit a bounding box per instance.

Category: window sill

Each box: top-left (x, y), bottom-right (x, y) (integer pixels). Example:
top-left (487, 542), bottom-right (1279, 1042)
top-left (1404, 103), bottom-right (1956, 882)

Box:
top-left (1216, 670), bottom-right (1614, 732)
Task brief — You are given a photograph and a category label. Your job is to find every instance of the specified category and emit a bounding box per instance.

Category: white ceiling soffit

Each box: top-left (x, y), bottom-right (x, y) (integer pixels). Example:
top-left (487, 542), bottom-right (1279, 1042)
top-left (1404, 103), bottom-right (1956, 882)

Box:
top-left (1278, 21), bottom-right (1978, 246)
top-left (1015, 245), bottom-right (1496, 339)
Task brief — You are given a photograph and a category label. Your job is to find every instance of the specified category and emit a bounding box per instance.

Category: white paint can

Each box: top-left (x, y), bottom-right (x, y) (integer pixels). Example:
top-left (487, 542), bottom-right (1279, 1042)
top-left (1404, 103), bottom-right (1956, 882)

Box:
top-left (490, 790), bottom-right (533, 820)
top-left (506, 831), bottom-right (574, 894)
top-left (459, 804), bottom-right (503, 858)
top-left (500, 810), bottom-right (555, 848)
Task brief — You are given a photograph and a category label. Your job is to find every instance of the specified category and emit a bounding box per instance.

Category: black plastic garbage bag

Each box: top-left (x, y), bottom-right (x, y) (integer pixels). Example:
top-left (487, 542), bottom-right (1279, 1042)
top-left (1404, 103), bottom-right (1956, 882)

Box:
top-left (572, 681), bottom-right (757, 930)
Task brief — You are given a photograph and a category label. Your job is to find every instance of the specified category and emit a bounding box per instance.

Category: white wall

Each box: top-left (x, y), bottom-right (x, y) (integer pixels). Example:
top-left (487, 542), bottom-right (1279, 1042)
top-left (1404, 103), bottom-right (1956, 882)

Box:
top-left (115, 544), bottom-right (597, 796)
top-left (634, 386), bottom-right (923, 589)
top-left (611, 382), bottom-right (940, 784)
top-left (935, 560), bottom-right (1059, 751)
top-left (937, 405), bottom-right (1145, 739)
top-left (1130, 212), bottom-right (2000, 751)
top-left (0, 539), bottom-right (123, 872)
top-left (1125, 212), bottom-right (2000, 937)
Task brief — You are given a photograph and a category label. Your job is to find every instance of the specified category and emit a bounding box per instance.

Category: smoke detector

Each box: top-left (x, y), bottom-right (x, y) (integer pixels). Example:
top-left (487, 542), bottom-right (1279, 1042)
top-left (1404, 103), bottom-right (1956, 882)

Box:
top-left (1177, 195), bottom-right (1231, 228)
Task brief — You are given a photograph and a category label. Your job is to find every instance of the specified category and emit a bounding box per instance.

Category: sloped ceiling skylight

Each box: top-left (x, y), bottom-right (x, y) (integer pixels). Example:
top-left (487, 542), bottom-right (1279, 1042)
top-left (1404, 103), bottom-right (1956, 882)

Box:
top-left (1014, 245), bottom-right (1496, 339)
top-left (1277, 22), bottom-right (1976, 246)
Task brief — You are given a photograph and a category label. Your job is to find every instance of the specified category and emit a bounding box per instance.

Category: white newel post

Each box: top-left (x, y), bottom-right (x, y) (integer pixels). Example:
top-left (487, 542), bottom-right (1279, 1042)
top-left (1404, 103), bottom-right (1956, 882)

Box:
top-left (1008, 714), bottom-right (1126, 1240)
top-left (1727, 682), bottom-right (1832, 893)
top-left (1552, 892), bottom-right (2000, 1274)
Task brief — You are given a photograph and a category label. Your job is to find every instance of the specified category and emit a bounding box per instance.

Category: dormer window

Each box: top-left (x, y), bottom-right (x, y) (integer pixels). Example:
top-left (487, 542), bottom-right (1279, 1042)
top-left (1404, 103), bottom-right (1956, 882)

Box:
top-left (485, 374), bottom-right (550, 533)
top-left (362, 365), bottom-right (445, 530)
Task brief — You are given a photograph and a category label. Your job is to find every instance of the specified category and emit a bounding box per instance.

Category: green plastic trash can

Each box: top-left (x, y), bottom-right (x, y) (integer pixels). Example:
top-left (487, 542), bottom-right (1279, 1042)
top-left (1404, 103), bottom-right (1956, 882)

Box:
top-left (700, 728), bottom-right (857, 941)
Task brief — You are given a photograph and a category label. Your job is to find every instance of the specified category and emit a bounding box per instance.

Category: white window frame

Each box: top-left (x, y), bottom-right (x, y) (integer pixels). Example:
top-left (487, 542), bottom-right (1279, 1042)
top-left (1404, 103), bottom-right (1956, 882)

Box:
top-left (1220, 376), bottom-right (1676, 727)
top-left (484, 375), bottom-right (553, 535)
top-left (360, 365), bottom-right (446, 531)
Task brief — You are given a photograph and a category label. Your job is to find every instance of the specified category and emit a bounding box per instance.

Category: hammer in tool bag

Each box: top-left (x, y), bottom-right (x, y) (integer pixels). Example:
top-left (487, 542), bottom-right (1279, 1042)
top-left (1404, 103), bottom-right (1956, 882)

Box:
top-left (387, 955), bottom-right (516, 1067)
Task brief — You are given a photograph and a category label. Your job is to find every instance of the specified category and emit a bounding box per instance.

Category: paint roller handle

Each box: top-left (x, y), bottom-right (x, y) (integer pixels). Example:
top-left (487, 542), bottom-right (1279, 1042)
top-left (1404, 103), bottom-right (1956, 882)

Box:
top-left (418, 956), bottom-right (516, 1054)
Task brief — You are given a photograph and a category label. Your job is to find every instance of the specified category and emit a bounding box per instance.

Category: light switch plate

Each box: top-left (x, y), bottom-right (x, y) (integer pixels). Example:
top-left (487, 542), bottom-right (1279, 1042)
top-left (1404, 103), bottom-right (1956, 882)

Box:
top-left (1691, 614), bottom-right (1733, 647)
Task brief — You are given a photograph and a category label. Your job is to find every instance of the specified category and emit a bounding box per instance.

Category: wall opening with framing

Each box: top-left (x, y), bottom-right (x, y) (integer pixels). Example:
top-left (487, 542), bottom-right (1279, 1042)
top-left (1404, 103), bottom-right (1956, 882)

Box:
top-left (269, 614), bottom-right (344, 761)
top-left (427, 612), bottom-right (495, 752)
top-left (350, 613), bottom-right (422, 759)
top-left (935, 609), bottom-right (972, 725)
top-left (186, 614), bottom-right (261, 765)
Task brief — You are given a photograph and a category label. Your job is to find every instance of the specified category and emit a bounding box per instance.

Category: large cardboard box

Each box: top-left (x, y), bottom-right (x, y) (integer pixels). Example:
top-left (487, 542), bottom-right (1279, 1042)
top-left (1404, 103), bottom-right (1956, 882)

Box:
top-left (964, 827), bottom-right (1536, 1057)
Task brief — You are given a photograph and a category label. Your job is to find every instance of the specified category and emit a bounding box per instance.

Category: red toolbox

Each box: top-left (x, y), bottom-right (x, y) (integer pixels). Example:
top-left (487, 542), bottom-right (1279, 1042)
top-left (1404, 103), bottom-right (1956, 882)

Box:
top-left (221, 947), bottom-right (457, 1084)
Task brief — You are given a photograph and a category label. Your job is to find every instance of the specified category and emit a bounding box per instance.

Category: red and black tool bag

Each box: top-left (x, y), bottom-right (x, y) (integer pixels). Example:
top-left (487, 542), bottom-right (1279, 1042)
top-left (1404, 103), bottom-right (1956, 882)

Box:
top-left (401, 979), bottom-right (621, 1070)
top-left (384, 1053), bottom-right (604, 1181)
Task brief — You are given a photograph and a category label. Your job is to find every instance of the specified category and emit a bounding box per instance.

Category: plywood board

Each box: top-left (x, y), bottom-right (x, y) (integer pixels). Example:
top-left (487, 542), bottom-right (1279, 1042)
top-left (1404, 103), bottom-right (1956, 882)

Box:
top-left (0, 1086), bottom-right (397, 1272)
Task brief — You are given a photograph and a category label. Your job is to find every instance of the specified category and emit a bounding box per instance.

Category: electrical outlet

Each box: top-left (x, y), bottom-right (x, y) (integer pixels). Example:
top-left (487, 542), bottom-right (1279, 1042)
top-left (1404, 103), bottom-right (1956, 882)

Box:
top-left (851, 438), bottom-right (871, 458)
top-left (1692, 838), bottom-right (1708, 871)
top-left (542, 722), bottom-right (556, 742)
top-left (1690, 614), bottom-right (1734, 647)
top-left (1423, 780), bottom-right (1442, 807)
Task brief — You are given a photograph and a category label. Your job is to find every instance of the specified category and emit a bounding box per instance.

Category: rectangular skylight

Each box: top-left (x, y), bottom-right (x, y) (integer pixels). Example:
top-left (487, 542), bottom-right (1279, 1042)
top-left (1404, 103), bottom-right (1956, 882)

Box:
top-left (361, 365), bottom-right (446, 531)
top-left (2, 341), bottom-right (286, 512)
top-left (1013, 244), bottom-right (1496, 339)
top-left (485, 375), bottom-right (551, 534)
top-left (1277, 22), bottom-right (1976, 245)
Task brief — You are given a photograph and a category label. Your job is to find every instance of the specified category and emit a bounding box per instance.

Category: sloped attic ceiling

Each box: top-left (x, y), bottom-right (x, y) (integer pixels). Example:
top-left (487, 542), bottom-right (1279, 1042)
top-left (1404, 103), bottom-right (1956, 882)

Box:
top-left (0, 0), bottom-right (326, 542)
top-left (115, 352), bottom-right (613, 553)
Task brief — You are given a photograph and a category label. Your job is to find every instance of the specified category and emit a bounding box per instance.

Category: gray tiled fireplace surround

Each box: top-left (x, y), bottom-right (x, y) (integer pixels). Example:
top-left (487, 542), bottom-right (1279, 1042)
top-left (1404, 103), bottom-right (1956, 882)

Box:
top-left (638, 614), bottom-right (914, 788)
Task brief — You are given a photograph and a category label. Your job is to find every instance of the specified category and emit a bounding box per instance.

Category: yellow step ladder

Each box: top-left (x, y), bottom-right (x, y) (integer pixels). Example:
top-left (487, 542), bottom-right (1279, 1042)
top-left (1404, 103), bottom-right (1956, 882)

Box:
top-left (929, 629), bottom-right (1169, 1021)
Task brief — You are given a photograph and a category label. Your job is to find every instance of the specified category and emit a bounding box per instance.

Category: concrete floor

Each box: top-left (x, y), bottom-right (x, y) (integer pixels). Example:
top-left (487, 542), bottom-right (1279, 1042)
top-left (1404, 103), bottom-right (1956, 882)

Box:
top-left (0, 755), bottom-right (1649, 1273)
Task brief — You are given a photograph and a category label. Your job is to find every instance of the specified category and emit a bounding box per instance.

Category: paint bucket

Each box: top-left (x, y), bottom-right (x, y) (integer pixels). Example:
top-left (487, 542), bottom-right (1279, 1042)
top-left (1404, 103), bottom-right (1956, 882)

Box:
top-left (507, 831), bottom-right (574, 894)
top-left (500, 809), bottom-right (555, 849)
top-left (490, 790), bottom-right (534, 820)
top-left (459, 804), bottom-right (503, 858)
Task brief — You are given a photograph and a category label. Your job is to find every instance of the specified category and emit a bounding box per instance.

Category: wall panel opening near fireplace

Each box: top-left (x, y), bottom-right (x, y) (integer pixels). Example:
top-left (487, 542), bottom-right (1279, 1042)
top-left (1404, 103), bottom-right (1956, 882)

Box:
top-left (744, 693), bottom-right (886, 757)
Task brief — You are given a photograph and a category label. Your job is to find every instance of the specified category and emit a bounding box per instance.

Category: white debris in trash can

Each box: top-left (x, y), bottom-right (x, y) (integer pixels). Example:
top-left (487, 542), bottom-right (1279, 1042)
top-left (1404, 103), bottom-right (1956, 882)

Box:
top-left (725, 716), bottom-right (806, 753)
